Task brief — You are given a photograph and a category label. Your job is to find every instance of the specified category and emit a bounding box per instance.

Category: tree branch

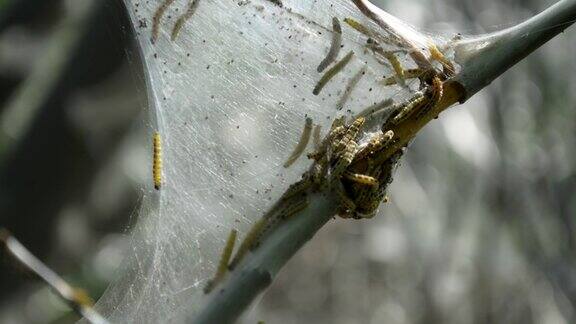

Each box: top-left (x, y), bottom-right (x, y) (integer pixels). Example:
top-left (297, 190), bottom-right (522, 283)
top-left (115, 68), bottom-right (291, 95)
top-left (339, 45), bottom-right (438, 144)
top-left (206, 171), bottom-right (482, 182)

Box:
top-left (454, 0), bottom-right (576, 100)
top-left (191, 191), bottom-right (338, 323)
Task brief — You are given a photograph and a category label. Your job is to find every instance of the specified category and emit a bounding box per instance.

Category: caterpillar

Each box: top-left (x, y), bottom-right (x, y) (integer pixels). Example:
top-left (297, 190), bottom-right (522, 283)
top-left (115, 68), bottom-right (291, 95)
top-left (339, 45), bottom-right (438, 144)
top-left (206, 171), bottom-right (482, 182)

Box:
top-left (353, 130), bottom-right (394, 162)
top-left (344, 17), bottom-right (405, 49)
top-left (313, 51), bottom-right (354, 95)
top-left (428, 43), bottom-right (455, 77)
top-left (283, 117), bottom-right (313, 168)
top-left (277, 196), bottom-right (309, 220)
top-left (355, 98), bottom-right (394, 120)
top-left (228, 218), bottom-right (267, 270)
top-left (153, 132), bottom-right (163, 190)
top-left (390, 92), bottom-right (426, 125)
top-left (343, 171), bottom-right (378, 186)
top-left (279, 178), bottom-right (313, 203)
top-left (415, 75), bottom-right (443, 118)
top-left (152, 0), bottom-right (176, 43)
top-left (317, 17), bottom-right (343, 73)
top-left (252, 196), bottom-right (309, 250)
top-left (331, 141), bottom-right (358, 180)
top-left (343, 17), bottom-right (374, 39)
top-left (312, 124), bottom-right (322, 150)
top-left (266, 0), bottom-right (283, 7)
top-left (382, 68), bottom-right (424, 86)
top-left (171, 0), bottom-right (200, 41)
top-left (383, 51), bottom-right (405, 83)
top-left (204, 229), bottom-right (238, 294)
top-left (334, 116), bottom-right (365, 153)
top-left (336, 65), bottom-right (366, 111)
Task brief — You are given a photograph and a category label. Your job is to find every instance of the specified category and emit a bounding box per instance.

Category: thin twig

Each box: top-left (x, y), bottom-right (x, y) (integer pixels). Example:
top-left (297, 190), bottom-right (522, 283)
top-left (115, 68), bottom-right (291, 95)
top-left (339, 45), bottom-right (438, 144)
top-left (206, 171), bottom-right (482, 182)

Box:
top-left (0, 229), bottom-right (109, 324)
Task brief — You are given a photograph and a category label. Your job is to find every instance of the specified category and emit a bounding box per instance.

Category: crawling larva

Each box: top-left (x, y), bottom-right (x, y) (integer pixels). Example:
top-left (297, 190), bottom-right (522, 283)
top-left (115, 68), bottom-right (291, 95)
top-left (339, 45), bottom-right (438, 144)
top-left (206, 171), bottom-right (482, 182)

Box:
top-left (390, 92), bottom-right (426, 125)
top-left (334, 116), bottom-right (365, 153)
top-left (336, 65), bottom-right (366, 111)
top-left (343, 17), bottom-right (374, 39)
top-left (428, 76), bottom-right (444, 109)
top-left (428, 43), bottom-right (455, 77)
top-left (344, 17), bottom-right (405, 49)
top-left (312, 125), bottom-right (322, 150)
top-left (413, 76), bottom-right (444, 119)
top-left (308, 123), bottom-right (346, 162)
top-left (204, 229), bottom-right (237, 294)
top-left (355, 98), bottom-right (394, 120)
top-left (228, 218), bottom-right (267, 270)
top-left (280, 178), bottom-right (313, 202)
top-left (384, 76), bottom-right (444, 126)
top-left (353, 130), bottom-right (394, 162)
top-left (277, 196), bottom-right (309, 220)
top-left (153, 132), bottom-right (162, 190)
top-left (171, 0), bottom-right (200, 41)
top-left (331, 141), bottom-right (358, 180)
top-left (283, 117), bottom-right (313, 168)
top-left (344, 171), bottom-right (378, 186)
top-left (252, 197), bottom-right (309, 250)
top-left (383, 52), bottom-right (405, 83)
top-left (152, 0), bottom-right (176, 43)
top-left (317, 17), bottom-right (343, 73)
top-left (382, 68), bottom-right (424, 86)
top-left (313, 51), bottom-right (354, 95)
top-left (266, 0), bottom-right (283, 7)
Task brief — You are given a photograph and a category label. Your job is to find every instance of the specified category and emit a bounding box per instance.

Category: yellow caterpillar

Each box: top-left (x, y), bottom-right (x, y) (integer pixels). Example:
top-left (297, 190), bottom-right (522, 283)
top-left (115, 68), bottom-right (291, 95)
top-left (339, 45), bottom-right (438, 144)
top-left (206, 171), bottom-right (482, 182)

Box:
top-left (204, 229), bottom-right (237, 294)
top-left (153, 132), bottom-right (162, 190)
top-left (228, 218), bottom-right (267, 270)
top-left (283, 117), bottom-right (313, 168)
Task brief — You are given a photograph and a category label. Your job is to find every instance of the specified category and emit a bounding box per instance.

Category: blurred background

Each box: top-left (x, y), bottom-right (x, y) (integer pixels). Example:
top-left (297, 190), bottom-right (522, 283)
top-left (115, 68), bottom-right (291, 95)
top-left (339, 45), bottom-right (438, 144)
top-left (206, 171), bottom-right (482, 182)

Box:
top-left (0, 0), bottom-right (575, 323)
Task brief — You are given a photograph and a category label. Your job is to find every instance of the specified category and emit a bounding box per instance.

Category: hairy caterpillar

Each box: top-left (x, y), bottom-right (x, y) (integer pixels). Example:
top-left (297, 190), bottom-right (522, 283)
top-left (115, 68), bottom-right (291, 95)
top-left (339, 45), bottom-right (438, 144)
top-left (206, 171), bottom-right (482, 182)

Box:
top-left (353, 130), bottom-right (394, 162)
top-left (390, 92), bottom-right (426, 125)
top-left (153, 132), bottom-right (163, 190)
top-left (383, 51), bottom-right (405, 83)
top-left (355, 98), bottom-right (394, 120)
top-left (382, 68), bottom-right (424, 86)
top-left (312, 124), bottom-right (322, 150)
top-left (251, 197), bottom-right (309, 250)
top-left (283, 117), bottom-right (313, 168)
top-left (336, 65), bottom-right (366, 111)
top-left (204, 229), bottom-right (237, 294)
top-left (428, 43), bottom-right (455, 76)
top-left (317, 17), bottom-right (343, 73)
top-left (171, 0), bottom-right (200, 41)
top-left (152, 0), bottom-right (176, 43)
top-left (343, 171), bottom-right (378, 186)
top-left (313, 51), bottom-right (354, 95)
top-left (343, 17), bottom-right (374, 39)
top-left (228, 218), bottom-right (267, 270)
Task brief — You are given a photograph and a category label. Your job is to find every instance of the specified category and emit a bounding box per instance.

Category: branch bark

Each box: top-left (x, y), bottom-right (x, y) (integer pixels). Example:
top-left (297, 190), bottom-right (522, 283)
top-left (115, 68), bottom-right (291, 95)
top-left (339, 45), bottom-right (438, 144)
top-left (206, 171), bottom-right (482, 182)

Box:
top-left (454, 0), bottom-right (576, 100)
